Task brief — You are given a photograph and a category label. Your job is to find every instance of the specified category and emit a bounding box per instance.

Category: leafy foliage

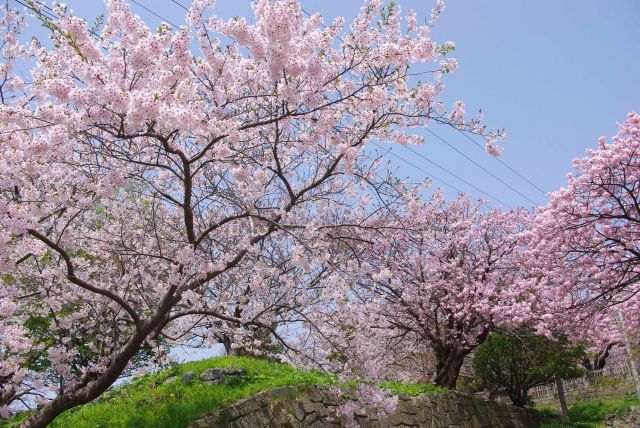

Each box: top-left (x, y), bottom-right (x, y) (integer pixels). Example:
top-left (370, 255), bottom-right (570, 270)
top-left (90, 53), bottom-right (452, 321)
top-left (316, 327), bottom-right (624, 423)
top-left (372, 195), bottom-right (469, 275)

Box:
top-left (540, 397), bottom-right (640, 428)
top-left (473, 330), bottom-right (584, 407)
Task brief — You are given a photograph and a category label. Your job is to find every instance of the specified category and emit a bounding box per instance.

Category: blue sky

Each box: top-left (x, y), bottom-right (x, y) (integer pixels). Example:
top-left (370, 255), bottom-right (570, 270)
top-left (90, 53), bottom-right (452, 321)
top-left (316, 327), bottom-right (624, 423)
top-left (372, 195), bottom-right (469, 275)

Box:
top-left (14, 0), bottom-right (640, 209)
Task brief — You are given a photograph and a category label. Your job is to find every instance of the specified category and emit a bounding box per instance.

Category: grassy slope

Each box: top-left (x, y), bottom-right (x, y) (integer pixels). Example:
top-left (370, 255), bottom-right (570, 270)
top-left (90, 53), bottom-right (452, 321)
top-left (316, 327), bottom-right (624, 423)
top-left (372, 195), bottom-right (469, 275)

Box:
top-left (540, 396), bottom-right (640, 428)
top-left (2, 356), bottom-right (444, 428)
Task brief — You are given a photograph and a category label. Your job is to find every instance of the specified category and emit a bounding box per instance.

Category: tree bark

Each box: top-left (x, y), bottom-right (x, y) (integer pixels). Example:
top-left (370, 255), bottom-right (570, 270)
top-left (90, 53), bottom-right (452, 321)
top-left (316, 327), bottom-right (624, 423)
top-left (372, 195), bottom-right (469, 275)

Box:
top-left (510, 392), bottom-right (528, 407)
top-left (19, 329), bottom-right (149, 428)
top-left (433, 346), bottom-right (468, 389)
top-left (221, 335), bottom-right (240, 356)
top-left (556, 377), bottom-right (569, 422)
top-left (582, 341), bottom-right (618, 384)
top-left (19, 291), bottom-right (179, 428)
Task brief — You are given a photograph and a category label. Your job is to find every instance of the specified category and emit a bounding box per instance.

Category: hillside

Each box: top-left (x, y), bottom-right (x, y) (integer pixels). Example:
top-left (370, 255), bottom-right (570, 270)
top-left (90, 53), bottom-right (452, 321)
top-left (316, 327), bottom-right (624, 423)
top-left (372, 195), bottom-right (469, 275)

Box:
top-left (2, 357), bottom-right (442, 428)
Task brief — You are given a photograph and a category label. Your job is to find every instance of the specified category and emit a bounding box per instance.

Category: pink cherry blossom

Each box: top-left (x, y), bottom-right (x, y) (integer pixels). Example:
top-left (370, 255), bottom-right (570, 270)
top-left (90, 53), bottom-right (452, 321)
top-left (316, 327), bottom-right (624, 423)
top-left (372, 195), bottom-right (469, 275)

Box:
top-left (0, 0), bottom-right (500, 424)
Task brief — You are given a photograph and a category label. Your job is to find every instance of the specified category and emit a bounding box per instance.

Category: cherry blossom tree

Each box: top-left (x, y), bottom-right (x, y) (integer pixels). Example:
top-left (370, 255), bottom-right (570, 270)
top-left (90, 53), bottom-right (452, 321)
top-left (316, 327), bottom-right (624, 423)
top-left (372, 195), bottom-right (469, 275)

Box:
top-left (523, 112), bottom-right (640, 399)
top-left (536, 306), bottom-right (624, 375)
top-left (302, 193), bottom-right (538, 389)
top-left (531, 112), bottom-right (640, 318)
top-left (525, 113), bottom-right (640, 376)
top-left (0, 0), bottom-right (498, 425)
top-left (0, 5), bottom-right (51, 417)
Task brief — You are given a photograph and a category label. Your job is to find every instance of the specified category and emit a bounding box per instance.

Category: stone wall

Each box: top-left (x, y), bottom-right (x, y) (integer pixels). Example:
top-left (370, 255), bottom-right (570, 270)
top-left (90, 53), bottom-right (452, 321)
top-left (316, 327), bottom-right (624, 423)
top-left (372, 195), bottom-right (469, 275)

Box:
top-left (604, 405), bottom-right (640, 427)
top-left (190, 385), bottom-right (558, 428)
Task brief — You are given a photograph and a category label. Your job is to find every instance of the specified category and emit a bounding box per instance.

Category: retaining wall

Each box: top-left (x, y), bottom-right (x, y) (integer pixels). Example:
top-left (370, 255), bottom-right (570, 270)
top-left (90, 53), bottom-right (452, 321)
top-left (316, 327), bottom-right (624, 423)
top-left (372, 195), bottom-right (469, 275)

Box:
top-left (190, 384), bottom-right (558, 427)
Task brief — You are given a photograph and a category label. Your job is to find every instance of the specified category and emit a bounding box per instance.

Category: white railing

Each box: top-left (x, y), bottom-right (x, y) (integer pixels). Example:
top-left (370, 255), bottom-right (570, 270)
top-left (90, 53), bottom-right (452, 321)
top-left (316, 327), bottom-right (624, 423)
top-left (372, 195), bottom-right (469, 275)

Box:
top-left (530, 363), bottom-right (632, 399)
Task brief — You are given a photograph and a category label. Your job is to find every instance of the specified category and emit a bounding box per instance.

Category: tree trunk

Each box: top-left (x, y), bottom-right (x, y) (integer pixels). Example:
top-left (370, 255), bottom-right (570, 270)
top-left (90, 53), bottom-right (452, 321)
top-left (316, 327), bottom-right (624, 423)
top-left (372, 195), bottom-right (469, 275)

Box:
top-left (19, 326), bottom-right (150, 428)
top-left (509, 391), bottom-right (528, 407)
top-left (433, 346), bottom-right (468, 389)
top-left (556, 377), bottom-right (569, 422)
top-left (222, 335), bottom-right (232, 355)
top-left (221, 335), bottom-right (240, 356)
top-left (582, 341), bottom-right (618, 385)
top-left (19, 290), bottom-right (179, 428)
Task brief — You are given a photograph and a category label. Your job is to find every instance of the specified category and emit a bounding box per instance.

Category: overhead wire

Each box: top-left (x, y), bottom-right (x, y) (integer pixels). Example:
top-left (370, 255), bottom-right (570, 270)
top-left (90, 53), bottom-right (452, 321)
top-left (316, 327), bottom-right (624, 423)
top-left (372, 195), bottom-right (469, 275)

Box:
top-left (298, 6), bottom-right (521, 207)
top-left (13, 0), bottom-right (102, 38)
top-left (129, 0), bottom-right (180, 28)
top-left (392, 143), bottom-right (513, 208)
top-left (13, 0), bottom-right (55, 22)
top-left (372, 143), bottom-right (464, 194)
top-left (457, 130), bottom-right (548, 195)
top-left (425, 128), bottom-right (540, 205)
top-left (168, 0), bottom-right (188, 11)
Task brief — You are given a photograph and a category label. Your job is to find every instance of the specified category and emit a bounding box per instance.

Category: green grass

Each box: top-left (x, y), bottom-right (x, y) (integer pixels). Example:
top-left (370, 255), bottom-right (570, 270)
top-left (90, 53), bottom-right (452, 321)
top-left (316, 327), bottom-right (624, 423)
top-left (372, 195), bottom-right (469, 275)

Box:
top-left (380, 380), bottom-right (446, 396)
top-left (540, 396), bottom-right (640, 428)
top-left (1, 356), bottom-right (444, 428)
top-left (536, 405), bottom-right (561, 417)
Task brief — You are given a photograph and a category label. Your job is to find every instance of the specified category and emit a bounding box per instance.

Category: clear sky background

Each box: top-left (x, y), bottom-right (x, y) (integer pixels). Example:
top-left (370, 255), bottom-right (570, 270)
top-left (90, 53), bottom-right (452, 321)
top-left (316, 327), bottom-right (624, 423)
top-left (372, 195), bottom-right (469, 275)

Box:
top-left (13, 0), bottom-right (640, 210)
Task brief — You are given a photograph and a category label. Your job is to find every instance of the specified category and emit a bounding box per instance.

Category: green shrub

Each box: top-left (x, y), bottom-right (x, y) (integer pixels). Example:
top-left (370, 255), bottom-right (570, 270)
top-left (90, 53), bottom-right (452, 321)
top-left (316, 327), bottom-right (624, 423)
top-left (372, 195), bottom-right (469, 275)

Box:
top-left (536, 406), bottom-right (560, 417)
top-left (473, 330), bottom-right (584, 407)
top-left (539, 396), bottom-right (640, 428)
top-left (569, 397), bottom-right (640, 423)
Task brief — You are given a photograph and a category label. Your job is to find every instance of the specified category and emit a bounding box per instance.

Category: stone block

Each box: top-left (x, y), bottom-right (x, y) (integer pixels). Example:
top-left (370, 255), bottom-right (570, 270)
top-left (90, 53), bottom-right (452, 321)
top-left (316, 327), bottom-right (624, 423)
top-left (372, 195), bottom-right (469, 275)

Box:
top-left (181, 371), bottom-right (196, 384)
top-left (200, 368), bottom-right (248, 385)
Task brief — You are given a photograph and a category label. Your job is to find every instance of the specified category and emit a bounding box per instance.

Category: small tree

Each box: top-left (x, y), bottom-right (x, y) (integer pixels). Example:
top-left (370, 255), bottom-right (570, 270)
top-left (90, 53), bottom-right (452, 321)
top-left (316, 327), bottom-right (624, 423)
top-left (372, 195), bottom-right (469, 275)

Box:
top-left (472, 330), bottom-right (584, 408)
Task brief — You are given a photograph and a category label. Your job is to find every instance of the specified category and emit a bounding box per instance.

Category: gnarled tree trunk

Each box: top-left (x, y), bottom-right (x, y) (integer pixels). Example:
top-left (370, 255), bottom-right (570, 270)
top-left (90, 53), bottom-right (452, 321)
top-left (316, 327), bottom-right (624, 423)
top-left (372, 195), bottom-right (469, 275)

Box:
top-left (433, 345), bottom-right (469, 389)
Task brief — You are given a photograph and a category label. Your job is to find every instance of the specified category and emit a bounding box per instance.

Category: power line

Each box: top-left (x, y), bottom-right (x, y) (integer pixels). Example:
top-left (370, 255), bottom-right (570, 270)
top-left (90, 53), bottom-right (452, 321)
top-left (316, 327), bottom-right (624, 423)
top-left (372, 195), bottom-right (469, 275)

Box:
top-left (372, 142), bottom-right (465, 195)
top-left (425, 128), bottom-right (539, 205)
top-left (300, 6), bottom-right (528, 207)
top-left (169, 0), bottom-right (188, 11)
top-left (16, 0), bottom-right (55, 15)
top-left (292, 7), bottom-right (515, 208)
top-left (13, 0), bottom-right (57, 21)
top-left (457, 130), bottom-right (548, 195)
top-left (395, 143), bottom-right (514, 208)
top-left (130, 0), bottom-right (180, 28)
top-left (18, 0), bottom-right (182, 32)
top-left (13, 0), bottom-right (102, 39)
